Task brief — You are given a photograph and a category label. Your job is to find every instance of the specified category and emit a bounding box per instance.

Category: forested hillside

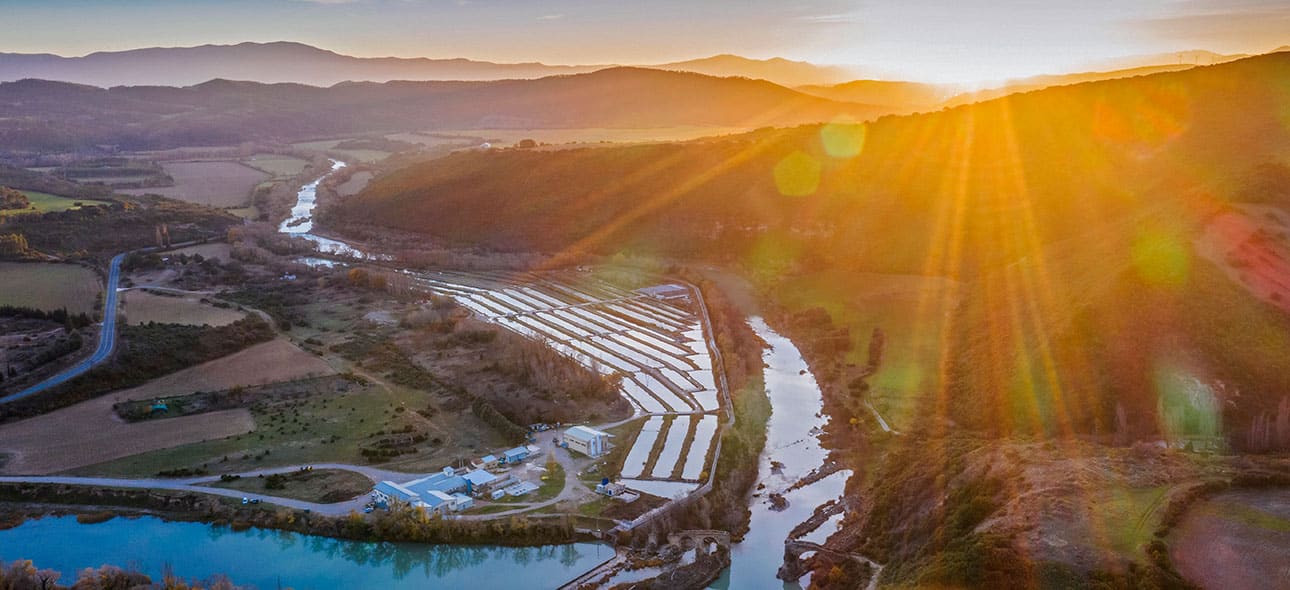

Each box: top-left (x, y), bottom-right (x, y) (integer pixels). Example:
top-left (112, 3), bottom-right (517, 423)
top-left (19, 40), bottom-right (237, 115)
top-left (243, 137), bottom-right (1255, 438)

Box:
top-left (340, 52), bottom-right (1290, 449)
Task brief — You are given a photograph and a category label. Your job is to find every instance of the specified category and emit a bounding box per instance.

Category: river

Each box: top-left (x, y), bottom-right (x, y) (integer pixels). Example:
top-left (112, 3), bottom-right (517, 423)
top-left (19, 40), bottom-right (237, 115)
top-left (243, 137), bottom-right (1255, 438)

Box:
top-left (279, 159), bottom-right (381, 260)
top-left (711, 317), bottom-right (851, 589)
top-left (0, 516), bottom-right (610, 590)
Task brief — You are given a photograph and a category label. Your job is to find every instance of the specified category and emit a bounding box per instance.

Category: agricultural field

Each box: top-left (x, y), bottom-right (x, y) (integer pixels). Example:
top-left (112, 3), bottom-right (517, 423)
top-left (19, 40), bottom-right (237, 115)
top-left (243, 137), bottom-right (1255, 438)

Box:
top-left (441, 126), bottom-right (751, 147)
top-left (773, 269), bottom-right (960, 432)
top-left (0, 190), bottom-right (111, 218)
top-left (243, 153), bottom-right (313, 178)
top-left (0, 262), bottom-right (101, 315)
top-left (385, 132), bottom-right (479, 148)
top-left (121, 290), bottom-right (246, 326)
top-left (290, 139), bottom-right (389, 163)
top-left (0, 338), bottom-right (332, 475)
top-left (335, 171), bottom-right (374, 197)
top-left (121, 160), bottom-right (270, 207)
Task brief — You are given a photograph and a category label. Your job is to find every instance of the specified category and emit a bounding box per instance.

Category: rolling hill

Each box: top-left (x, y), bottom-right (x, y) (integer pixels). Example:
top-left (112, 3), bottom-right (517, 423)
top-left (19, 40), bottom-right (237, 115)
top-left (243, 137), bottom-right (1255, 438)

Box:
top-left (0, 42), bottom-right (606, 88)
top-left (649, 54), bottom-right (862, 87)
top-left (337, 52), bottom-right (1290, 449)
top-left (0, 42), bottom-right (863, 89)
top-left (0, 68), bottom-right (881, 151)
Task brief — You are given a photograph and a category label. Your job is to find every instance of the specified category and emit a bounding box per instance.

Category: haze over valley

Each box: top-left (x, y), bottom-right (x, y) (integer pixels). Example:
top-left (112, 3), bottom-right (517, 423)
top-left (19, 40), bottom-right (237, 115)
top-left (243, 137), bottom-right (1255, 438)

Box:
top-left (1, 3), bottom-right (1289, 589)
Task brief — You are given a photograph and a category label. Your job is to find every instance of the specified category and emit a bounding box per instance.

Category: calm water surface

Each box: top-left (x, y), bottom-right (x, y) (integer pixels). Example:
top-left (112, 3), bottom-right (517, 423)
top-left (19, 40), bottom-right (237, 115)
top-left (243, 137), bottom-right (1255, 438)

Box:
top-left (0, 515), bottom-right (610, 590)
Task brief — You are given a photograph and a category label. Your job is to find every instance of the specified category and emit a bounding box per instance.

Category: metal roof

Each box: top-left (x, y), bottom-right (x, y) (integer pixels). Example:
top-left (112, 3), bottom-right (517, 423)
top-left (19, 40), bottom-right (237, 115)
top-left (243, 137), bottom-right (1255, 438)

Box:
top-left (464, 470), bottom-right (498, 485)
top-left (565, 425), bottom-right (609, 442)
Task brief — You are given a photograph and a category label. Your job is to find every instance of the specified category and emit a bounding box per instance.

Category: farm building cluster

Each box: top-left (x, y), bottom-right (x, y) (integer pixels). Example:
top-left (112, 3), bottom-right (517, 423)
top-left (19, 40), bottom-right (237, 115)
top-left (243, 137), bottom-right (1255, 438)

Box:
top-left (370, 444), bottom-right (543, 513)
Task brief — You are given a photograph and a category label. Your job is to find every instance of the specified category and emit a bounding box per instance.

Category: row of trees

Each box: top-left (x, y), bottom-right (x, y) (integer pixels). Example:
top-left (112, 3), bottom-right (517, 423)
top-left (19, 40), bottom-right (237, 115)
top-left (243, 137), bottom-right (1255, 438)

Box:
top-left (0, 559), bottom-right (243, 590)
top-left (0, 305), bottom-right (93, 331)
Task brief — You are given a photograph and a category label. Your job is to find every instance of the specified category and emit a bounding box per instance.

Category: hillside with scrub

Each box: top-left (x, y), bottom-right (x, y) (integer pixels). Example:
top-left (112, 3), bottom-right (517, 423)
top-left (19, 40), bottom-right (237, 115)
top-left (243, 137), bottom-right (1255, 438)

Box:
top-left (337, 52), bottom-right (1290, 451)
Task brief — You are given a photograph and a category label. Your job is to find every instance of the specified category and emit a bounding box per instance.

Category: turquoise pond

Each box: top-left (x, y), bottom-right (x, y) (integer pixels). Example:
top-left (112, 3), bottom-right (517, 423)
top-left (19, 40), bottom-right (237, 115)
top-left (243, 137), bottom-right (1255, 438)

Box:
top-left (0, 515), bottom-right (610, 589)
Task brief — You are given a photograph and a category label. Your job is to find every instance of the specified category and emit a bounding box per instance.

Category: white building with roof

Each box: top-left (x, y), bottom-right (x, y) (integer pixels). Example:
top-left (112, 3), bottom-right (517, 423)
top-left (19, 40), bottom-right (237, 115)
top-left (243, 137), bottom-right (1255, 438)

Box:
top-left (637, 284), bottom-right (690, 302)
top-left (565, 425), bottom-right (611, 458)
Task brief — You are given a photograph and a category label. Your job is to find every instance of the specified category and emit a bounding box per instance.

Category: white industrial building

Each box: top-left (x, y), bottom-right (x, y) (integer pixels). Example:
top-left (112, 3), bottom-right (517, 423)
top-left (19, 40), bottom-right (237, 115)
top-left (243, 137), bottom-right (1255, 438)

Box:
top-left (565, 425), bottom-right (611, 458)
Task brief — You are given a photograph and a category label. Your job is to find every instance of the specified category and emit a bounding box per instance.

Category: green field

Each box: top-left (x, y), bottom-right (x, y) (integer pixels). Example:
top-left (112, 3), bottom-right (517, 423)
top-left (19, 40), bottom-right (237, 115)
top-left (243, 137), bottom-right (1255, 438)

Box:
top-left (0, 262), bottom-right (101, 314)
top-left (69, 377), bottom-right (507, 478)
top-left (243, 154), bottom-right (312, 178)
top-left (441, 126), bottom-right (752, 146)
top-left (290, 140), bottom-right (390, 164)
top-left (0, 191), bottom-right (111, 217)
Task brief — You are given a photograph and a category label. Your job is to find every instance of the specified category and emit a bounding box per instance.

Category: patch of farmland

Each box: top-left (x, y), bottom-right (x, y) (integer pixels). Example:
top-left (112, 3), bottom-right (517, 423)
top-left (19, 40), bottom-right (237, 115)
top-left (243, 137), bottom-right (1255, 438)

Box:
top-left (0, 262), bottom-right (100, 314)
top-left (0, 191), bottom-right (111, 218)
top-left (650, 416), bottom-right (692, 479)
top-left (0, 338), bottom-right (329, 475)
top-left (438, 126), bottom-right (751, 147)
top-left (122, 291), bottom-right (245, 326)
top-left (335, 171), bottom-right (373, 197)
top-left (121, 161), bottom-right (270, 207)
top-left (681, 414), bottom-right (719, 480)
top-left (244, 154), bottom-right (312, 177)
top-left (385, 132), bottom-right (478, 147)
top-left (620, 416), bottom-right (664, 478)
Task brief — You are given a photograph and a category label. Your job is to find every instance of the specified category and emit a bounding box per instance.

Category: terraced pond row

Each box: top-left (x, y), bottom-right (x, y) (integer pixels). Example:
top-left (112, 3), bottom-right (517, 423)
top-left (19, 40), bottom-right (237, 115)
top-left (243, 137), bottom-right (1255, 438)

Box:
top-left (415, 271), bottom-right (723, 485)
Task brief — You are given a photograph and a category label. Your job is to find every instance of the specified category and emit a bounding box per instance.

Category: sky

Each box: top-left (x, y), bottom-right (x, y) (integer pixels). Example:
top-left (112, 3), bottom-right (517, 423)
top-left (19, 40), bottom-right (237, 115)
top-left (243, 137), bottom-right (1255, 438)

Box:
top-left (1, 0), bottom-right (1288, 83)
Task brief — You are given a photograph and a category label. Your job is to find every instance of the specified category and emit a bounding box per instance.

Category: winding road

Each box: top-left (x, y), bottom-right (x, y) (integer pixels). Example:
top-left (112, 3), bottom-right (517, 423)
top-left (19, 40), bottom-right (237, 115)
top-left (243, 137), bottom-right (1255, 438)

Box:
top-left (0, 253), bottom-right (125, 404)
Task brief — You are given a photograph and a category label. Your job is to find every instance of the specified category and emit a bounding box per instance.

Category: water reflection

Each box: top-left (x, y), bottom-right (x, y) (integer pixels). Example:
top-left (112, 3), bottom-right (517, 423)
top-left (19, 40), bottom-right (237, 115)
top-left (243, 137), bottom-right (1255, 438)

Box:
top-left (0, 516), bottom-right (604, 590)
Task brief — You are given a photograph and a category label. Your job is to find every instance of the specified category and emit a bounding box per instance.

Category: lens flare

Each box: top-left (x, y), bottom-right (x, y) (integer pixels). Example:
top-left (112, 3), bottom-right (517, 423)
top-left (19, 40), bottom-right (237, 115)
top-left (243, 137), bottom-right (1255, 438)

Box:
top-left (1132, 229), bottom-right (1190, 286)
top-left (1153, 361), bottom-right (1222, 449)
top-left (773, 151), bottom-right (821, 197)
top-left (820, 118), bottom-right (867, 159)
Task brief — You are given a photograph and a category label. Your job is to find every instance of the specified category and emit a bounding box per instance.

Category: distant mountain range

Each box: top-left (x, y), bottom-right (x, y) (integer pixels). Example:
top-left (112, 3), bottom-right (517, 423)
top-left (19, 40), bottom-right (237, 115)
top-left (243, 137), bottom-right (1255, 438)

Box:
top-left (0, 42), bottom-right (864, 88)
top-left (0, 67), bottom-right (880, 151)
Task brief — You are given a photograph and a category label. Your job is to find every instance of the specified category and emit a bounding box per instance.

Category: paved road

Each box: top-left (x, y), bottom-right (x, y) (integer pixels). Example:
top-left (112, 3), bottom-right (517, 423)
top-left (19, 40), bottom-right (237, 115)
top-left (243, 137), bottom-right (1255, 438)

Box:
top-left (0, 253), bottom-right (125, 404)
top-left (0, 473), bottom-right (369, 516)
top-left (0, 461), bottom-right (425, 517)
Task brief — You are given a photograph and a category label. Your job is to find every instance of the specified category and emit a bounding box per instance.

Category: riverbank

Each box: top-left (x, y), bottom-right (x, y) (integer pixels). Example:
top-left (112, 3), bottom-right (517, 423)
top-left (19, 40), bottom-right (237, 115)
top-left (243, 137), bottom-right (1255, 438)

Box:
top-left (0, 481), bottom-right (588, 548)
top-left (1, 514), bottom-right (610, 590)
